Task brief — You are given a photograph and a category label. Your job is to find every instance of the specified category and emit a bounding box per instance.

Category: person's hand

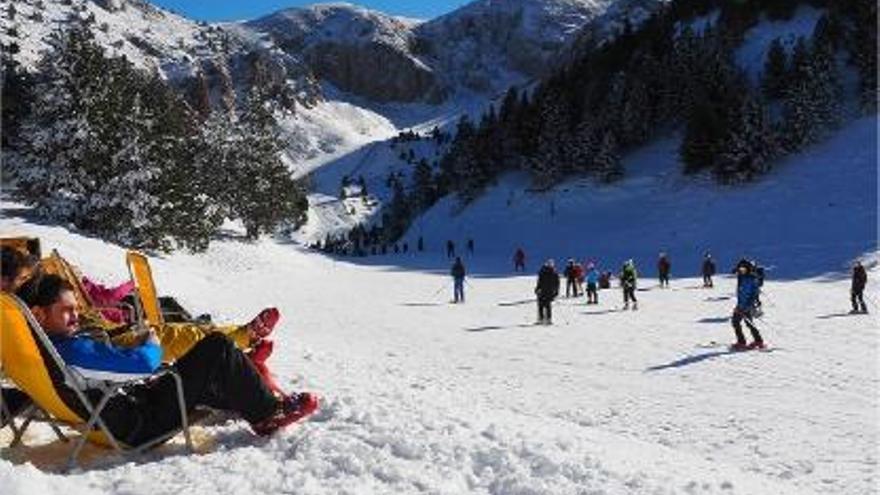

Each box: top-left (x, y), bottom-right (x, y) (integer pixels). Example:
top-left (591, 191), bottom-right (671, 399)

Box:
top-left (142, 326), bottom-right (160, 346)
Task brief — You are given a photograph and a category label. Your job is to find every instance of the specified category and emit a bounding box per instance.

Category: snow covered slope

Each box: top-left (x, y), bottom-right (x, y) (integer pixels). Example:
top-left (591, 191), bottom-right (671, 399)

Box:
top-left (0, 117), bottom-right (876, 495)
top-left (403, 116), bottom-right (878, 280)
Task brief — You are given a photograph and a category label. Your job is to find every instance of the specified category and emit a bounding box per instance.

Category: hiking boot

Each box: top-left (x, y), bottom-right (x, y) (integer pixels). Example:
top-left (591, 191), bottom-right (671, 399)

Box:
top-left (246, 307), bottom-right (280, 340)
top-left (730, 342), bottom-right (749, 351)
top-left (251, 392), bottom-right (319, 437)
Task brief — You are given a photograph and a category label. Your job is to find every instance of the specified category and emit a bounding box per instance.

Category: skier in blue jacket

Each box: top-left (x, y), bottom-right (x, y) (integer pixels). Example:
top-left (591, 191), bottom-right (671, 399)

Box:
top-left (730, 263), bottom-right (764, 350)
top-left (584, 262), bottom-right (600, 304)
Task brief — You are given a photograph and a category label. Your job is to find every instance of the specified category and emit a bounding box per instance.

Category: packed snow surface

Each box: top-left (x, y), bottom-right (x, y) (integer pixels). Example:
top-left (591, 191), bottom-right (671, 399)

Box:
top-left (1, 116), bottom-right (877, 494)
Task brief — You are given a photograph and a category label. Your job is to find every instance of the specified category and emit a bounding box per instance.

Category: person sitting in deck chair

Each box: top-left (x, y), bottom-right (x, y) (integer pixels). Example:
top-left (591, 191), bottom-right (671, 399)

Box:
top-left (15, 273), bottom-right (319, 442)
top-left (1, 246), bottom-right (37, 429)
top-left (33, 252), bottom-right (288, 396)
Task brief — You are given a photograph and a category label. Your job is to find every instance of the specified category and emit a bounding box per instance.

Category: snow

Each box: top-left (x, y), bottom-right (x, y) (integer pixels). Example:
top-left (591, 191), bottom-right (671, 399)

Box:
top-left (735, 5), bottom-right (825, 84)
top-left (1, 114), bottom-right (877, 494)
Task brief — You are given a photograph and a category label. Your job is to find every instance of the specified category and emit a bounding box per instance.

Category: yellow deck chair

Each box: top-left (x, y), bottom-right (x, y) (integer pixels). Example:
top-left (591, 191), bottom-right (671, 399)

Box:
top-left (126, 251), bottom-right (165, 328)
top-left (0, 293), bottom-right (192, 469)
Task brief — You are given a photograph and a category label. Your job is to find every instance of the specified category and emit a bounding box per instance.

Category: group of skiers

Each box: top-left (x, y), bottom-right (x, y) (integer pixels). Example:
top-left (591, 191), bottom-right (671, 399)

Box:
top-left (450, 248), bottom-right (871, 349)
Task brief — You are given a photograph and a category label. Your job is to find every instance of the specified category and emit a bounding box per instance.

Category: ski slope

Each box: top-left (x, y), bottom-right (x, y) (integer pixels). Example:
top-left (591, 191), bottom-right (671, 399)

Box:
top-left (1, 117), bottom-right (877, 494)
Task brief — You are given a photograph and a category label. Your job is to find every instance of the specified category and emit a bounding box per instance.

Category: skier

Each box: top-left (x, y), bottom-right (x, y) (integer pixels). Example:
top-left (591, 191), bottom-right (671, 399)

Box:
top-left (402, 242), bottom-right (409, 254)
top-left (620, 259), bottom-right (638, 310)
top-left (701, 253), bottom-right (716, 288)
top-left (657, 252), bottom-right (671, 288)
top-left (851, 260), bottom-right (868, 313)
top-left (451, 257), bottom-right (466, 303)
top-left (446, 240), bottom-right (455, 259)
top-left (467, 238), bottom-right (474, 255)
top-left (513, 248), bottom-right (526, 272)
top-left (730, 262), bottom-right (765, 350)
top-left (417, 236), bottom-right (424, 252)
top-left (564, 259), bottom-right (578, 298)
top-left (535, 259), bottom-right (560, 324)
top-left (598, 271), bottom-right (611, 289)
top-left (585, 262), bottom-right (599, 304)
top-left (573, 261), bottom-right (585, 297)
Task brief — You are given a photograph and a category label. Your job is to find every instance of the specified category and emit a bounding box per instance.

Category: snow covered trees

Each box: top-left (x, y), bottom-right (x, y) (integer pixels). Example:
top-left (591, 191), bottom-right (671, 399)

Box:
top-left (8, 24), bottom-right (307, 251)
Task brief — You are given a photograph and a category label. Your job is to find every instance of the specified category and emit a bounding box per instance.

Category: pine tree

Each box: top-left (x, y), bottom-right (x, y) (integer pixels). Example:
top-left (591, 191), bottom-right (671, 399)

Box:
top-left (680, 100), bottom-right (725, 173)
top-left (594, 130), bottom-right (623, 183)
top-left (411, 158), bottom-right (436, 211)
top-left (715, 95), bottom-right (778, 183)
top-left (782, 40), bottom-right (842, 151)
top-left (223, 91), bottom-right (307, 239)
top-left (761, 38), bottom-right (789, 100)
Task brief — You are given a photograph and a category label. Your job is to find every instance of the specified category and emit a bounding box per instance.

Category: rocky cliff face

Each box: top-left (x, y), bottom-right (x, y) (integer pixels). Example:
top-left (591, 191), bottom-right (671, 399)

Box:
top-left (244, 1), bottom-right (617, 104)
top-left (247, 4), bottom-right (441, 104)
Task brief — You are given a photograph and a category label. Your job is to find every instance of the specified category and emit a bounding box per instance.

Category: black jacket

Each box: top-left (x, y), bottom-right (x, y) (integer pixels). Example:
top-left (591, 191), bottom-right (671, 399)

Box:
top-left (702, 259), bottom-right (716, 276)
top-left (451, 261), bottom-right (466, 279)
top-left (536, 266), bottom-right (560, 299)
top-left (853, 265), bottom-right (867, 291)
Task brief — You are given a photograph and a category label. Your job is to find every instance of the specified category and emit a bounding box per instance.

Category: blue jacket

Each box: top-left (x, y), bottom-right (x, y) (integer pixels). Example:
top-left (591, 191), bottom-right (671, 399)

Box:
top-left (50, 334), bottom-right (162, 375)
top-left (736, 274), bottom-right (759, 310)
top-left (585, 269), bottom-right (599, 284)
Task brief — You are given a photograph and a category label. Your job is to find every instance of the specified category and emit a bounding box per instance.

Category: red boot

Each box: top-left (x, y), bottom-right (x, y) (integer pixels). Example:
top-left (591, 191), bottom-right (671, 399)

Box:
top-left (251, 392), bottom-right (319, 436)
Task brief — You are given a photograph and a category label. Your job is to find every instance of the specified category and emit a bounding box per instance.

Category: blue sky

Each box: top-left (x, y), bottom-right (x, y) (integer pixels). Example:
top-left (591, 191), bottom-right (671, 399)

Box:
top-left (150, 1), bottom-right (472, 22)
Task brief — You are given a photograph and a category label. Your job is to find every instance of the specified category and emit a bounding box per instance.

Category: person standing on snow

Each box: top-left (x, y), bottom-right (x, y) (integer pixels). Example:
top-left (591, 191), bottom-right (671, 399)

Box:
top-left (730, 262), bottom-right (765, 350)
top-left (620, 259), bottom-right (638, 310)
top-left (451, 257), bottom-right (466, 303)
top-left (701, 253), bottom-right (716, 288)
top-left (585, 262), bottom-right (599, 304)
top-left (573, 261), bottom-right (585, 297)
top-left (851, 260), bottom-right (868, 313)
top-left (467, 238), bottom-right (474, 255)
top-left (446, 240), bottom-right (455, 259)
top-left (513, 248), bottom-right (526, 272)
top-left (657, 252), bottom-right (671, 288)
top-left (535, 259), bottom-right (560, 324)
top-left (564, 259), bottom-right (578, 298)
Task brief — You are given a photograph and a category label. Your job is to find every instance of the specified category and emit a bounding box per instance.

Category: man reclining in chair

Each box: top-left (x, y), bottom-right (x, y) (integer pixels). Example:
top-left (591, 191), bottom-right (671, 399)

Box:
top-left (15, 273), bottom-right (319, 444)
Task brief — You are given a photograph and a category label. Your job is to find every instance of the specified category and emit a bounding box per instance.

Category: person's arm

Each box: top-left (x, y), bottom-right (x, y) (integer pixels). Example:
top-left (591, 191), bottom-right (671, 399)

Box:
top-left (53, 334), bottom-right (162, 374)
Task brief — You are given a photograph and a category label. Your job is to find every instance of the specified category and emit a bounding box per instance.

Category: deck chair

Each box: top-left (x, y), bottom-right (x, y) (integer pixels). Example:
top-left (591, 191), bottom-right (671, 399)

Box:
top-left (0, 293), bottom-right (193, 470)
top-left (126, 251), bottom-right (192, 328)
top-left (126, 251), bottom-right (164, 328)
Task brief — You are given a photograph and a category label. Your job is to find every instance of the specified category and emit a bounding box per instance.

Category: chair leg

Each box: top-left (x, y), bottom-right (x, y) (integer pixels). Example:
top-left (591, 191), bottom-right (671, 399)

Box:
top-left (170, 370), bottom-right (193, 451)
top-left (67, 389), bottom-right (121, 471)
top-left (10, 404), bottom-right (37, 447)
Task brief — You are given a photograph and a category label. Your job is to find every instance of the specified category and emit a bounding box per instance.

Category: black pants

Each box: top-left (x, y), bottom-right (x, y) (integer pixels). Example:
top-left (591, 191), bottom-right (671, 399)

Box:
top-left (586, 283), bottom-right (598, 303)
top-left (852, 289), bottom-right (867, 311)
top-left (514, 261), bottom-right (525, 272)
top-left (566, 278), bottom-right (577, 297)
top-left (537, 298), bottom-right (553, 322)
top-left (703, 274), bottom-right (713, 287)
top-left (659, 272), bottom-right (670, 287)
top-left (623, 286), bottom-right (637, 304)
top-left (732, 309), bottom-right (763, 345)
top-left (100, 333), bottom-right (278, 447)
